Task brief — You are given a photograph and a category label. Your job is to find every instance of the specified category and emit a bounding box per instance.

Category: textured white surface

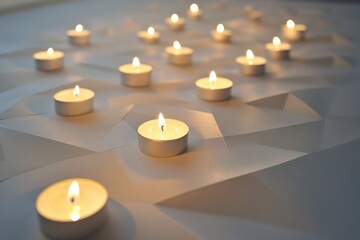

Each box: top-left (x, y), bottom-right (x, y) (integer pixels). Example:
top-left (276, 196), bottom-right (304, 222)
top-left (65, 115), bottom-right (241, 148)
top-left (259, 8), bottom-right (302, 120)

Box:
top-left (0, 0), bottom-right (359, 239)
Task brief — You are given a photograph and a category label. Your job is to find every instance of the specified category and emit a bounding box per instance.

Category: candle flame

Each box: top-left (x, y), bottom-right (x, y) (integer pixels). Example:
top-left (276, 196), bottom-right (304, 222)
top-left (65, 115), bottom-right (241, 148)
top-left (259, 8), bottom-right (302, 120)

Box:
top-left (287, 19), bottom-right (295, 29)
top-left (69, 205), bottom-right (81, 222)
top-left (147, 27), bottom-right (155, 36)
top-left (132, 57), bottom-right (140, 67)
top-left (273, 36), bottom-right (281, 46)
top-left (158, 113), bottom-right (166, 132)
top-left (216, 24), bottom-right (225, 33)
top-left (75, 24), bottom-right (83, 32)
top-left (73, 85), bottom-right (80, 98)
top-left (67, 181), bottom-right (80, 204)
top-left (47, 48), bottom-right (54, 55)
top-left (246, 49), bottom-right (254, 60)
top-left (173, 41), bottom-right (181, 50)
top-left (171, 14), bottom-right (179, 23)
top-left (190, 3), bottom-right (199, 13)
top-left (209, 71), bottom-right (217, 84)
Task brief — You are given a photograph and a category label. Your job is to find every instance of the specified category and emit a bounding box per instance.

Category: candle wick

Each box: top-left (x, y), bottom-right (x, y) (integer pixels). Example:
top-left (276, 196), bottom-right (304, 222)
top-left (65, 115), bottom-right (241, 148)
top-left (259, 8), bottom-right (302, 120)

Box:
top-left (70, 197), bottom-right (75, 204)
top-left (161, 125), bottom-right (165, 132)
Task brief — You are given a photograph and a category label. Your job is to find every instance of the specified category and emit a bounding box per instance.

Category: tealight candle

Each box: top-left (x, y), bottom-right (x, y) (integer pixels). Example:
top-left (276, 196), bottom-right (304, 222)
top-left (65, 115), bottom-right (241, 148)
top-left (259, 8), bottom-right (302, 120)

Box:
top-left (211, 24), bottom-right (232, 42)
top-left (282, 19), bottom-right (307, 41)
top-left (188, 3), bottom-right (203, 20)
top-left (36, 178), bottom-right (108, 239)
top-left (67, 24), bottom-right (91, 46)
top-left (54, 85), bottom-right (95, 116)
top-left (265, 36), bottom-right (291, 60)
top-left (137, 26), bottom-right (160, 43)
top-left (236, 49), bottom-right (267, 76)
top-left (195, 71), bottom-right (233, 101)
top-left (165, 41), bottom-right (193, 66)
top-left (119, 57), bottom-right (152, 87)
top-left (33, 48), bottom-right (64, 71)
top-left (165, 14), bottom-right (185, 31)
top-left (138, 113), bottom-right (189, 157)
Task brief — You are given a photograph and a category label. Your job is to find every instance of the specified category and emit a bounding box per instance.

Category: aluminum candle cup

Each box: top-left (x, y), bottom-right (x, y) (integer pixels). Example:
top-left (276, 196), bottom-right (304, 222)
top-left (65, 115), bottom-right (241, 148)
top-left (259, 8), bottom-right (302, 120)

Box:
top-left (211, 24), bottom-right (232, 42)
top-left (166, 41), bottom-right (193, 66)
top-left (166, 14), bottom-right (185, 31)
top-left (137, 27), bottom-right (160, 44)
top-left (67, 24), bottom-right (90, 46)
top-left (54, 86), bottom-right (94, 116)
top-left (236, 50), bottom-right (266, 76)
top-left (265, 37), bottom-right (291, 60)
top-left (195, 71), bottom-right (233, 101)
top-left (119, 57), bottom-right (152, 87)
top-left (282, 20), bottom-right (307, 41)
top-left (138, 114), bottom-right (189, 157)
top-left (36, 178), bottom-right (108, 239)
top-left (188, 3), bottom-right (203, 20)
top-left (33, 48), bottom-right (64, 71)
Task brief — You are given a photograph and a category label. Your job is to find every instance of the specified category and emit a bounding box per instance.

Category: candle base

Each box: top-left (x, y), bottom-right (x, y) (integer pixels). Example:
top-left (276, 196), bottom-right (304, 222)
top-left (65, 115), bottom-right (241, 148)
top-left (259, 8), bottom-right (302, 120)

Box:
top-left (211, 30), bottom-right (232, 43)
top-left (188, 10), bottom-right (203, 20)
top-left (137, 32), bottom-right (160, 44)
top-left (120, 71), bottom-right (152, 87)
top-left (119, 64), bottom-right (152, 87)
top-left (138, 133), bottom-right (188, 157)
top-left (197, 87), bottom-right (231, 101)
top-left (265, 43), bottom-right (291, 60)
top-left (282, 25), bottom-right (307, 41)
top-left (165, 18), bottom-right (185, 31)
top-left (35, 58), bottom-right (64, 72)
top-left (38, 205), bottom-right (107, 239)
top-left (68, 35), bottom-right (90, 46)
top-left (236, 56), bottom-right (267, 76)
top-left (166, 47), bottom-right (193, 66)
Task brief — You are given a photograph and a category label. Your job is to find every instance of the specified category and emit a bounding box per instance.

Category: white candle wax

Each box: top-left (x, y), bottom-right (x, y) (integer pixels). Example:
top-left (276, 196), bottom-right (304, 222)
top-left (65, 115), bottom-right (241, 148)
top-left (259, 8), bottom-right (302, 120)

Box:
top-left (119, 57), bottom-right (152, 87)
top-left (282, 20), bottom-right (307, 41)
top-left (265, 37), bottom-right (291, 60)
top-left (211, 24), bottom-right (232, 42)
top-left (195, 71), bottom-right (233, 101)
top-left (33, 48), bottom-right (64, 71)
top-left (165, 14), bottom-right (185, 31)
top-left (36, 178), bottom-right (108, 239)
top-left (236, 50), bottom-right (267, 76)
top-left (188, 3), bottom-right (203, 20)
top-left (166, 41), bottom-right (193, 66)
top-left (54, 86), bottom-right (95, 116)
top-left (137, 27), bottom-right (160, 44)
top-left (138, 115), bottom-right (189, 157)
top-left (67, 24), bottom-right (91, 46)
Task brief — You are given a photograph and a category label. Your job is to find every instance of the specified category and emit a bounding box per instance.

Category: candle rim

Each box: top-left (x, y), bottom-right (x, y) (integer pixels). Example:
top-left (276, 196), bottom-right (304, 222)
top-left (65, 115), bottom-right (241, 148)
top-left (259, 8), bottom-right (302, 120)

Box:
top-left (53, 87), bottom-right (95, 103)
top-left (196, 77), bottom-right (233, 89)
top-left (138, 118), bottom-right (189, 141)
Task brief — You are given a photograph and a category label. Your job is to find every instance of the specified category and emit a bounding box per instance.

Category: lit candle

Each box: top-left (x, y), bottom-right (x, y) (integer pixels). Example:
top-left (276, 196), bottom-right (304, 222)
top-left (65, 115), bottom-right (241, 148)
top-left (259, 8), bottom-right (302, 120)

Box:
top-left (36, 178), bottom-right (108, 239)
top-left (282, 19), bottom-right (307, 41)
top-left (188, 3), bottom-right (203, 20)
top-left (165, 13), bottom-right (185, 31)
top-left (195, 71), bottom-right (233, 101)
top-left (67, 24), bottom-right (91, 46)
top-left (33, 47), bottom-right (64, 71)
top-left (265, 36), bottom-right (291, 60)
top-left (137, 26), bottom-right (160, 43)
top-left (118, 57), bottom-right (152, 87)
top-left (138, 113), bottom-right (189, 157)
top-left (54, 85), bottom-right (95, 116)
top-left (165, 41), bottom-right (193, 66)
top-left (211, 24), bottom-right (232, 42)
top-left (236, 49), bottom-right (267, 76)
